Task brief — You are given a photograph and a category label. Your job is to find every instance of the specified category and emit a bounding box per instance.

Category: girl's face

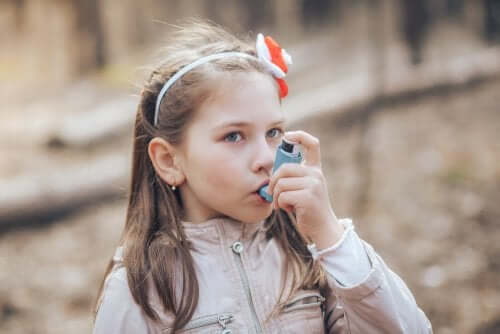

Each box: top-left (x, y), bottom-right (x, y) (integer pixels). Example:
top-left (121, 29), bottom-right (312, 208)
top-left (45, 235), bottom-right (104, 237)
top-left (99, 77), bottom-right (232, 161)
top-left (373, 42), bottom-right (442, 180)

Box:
top-left (176, 71), bottom-right (284, 223)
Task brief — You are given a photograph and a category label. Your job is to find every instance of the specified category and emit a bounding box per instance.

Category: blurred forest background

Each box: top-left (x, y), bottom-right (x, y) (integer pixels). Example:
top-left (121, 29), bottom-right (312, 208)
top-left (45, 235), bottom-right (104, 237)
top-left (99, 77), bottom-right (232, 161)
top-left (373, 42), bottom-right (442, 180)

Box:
top-left (1, 0), bottom-right (500, 333)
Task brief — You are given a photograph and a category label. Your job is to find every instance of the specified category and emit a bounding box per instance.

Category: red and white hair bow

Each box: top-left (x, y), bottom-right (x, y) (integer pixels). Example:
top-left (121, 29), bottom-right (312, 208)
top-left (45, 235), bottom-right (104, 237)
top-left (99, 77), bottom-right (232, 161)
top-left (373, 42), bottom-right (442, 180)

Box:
top-left (256, 33), bottom-right (293, 98)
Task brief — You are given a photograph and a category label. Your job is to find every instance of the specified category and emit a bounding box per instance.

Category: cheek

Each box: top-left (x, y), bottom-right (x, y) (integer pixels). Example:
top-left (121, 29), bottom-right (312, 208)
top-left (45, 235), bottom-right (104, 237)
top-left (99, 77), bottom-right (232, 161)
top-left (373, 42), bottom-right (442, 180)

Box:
top-left (209, 155), bottom-right (242, 188)
top-left (190, 150), bottom-right (244, 190)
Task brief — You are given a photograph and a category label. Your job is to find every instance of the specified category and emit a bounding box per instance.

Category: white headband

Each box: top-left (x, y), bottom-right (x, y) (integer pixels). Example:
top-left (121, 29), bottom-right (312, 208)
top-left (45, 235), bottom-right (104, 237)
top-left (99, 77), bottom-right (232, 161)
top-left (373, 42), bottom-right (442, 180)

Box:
top-left (153, 52), bottom-right (257, 126)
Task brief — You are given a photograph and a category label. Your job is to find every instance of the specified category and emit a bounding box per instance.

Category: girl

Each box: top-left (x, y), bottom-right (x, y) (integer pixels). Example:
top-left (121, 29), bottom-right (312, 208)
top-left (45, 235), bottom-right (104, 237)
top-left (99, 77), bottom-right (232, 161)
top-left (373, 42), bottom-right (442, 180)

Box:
top-left (93, 20), bottom-right (432, 333)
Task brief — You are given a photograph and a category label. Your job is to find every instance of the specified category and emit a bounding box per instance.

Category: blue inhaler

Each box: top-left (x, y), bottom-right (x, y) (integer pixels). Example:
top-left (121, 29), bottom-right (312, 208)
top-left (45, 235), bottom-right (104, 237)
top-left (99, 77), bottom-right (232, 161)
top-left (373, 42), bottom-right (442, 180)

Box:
top-left (258, 138), bottom-right (303, 202)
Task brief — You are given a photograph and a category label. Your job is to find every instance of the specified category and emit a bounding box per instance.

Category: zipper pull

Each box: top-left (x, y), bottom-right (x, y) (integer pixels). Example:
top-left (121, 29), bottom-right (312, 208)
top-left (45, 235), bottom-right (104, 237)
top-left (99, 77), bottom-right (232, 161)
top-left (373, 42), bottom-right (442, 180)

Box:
top-left (218, 314), bottom-right (233, 334)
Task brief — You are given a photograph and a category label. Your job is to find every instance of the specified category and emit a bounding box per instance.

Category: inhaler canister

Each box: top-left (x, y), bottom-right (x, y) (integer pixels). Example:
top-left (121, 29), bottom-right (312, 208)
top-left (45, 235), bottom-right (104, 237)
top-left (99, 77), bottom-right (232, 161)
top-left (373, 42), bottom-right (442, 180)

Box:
top-left (258, 138), bottom-right (302, 202)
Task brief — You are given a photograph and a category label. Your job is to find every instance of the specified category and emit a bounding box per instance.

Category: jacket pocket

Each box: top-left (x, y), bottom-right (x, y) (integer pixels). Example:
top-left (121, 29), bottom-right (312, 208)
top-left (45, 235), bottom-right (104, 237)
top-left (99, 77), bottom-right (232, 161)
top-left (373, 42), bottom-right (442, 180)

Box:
top-left (163, 313), bottom-right (235, 334)
top-left (277, 291), bottom-right (326, 334)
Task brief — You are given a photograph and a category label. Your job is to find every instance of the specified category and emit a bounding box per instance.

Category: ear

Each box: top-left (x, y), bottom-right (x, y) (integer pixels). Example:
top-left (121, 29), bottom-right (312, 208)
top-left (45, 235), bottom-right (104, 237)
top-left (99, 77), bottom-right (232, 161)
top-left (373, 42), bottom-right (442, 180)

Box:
top-left (148, 137), bottom-right (185, 187)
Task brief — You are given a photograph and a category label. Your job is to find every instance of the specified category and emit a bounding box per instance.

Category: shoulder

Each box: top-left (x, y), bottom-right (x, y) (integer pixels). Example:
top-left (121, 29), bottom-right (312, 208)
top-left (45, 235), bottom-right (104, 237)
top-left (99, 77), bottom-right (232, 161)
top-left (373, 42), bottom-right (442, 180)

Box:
top-left (96, 267), bottom-right (134, 315)
top-left (94, 260), bottom-right (176, 333)
top-left (93, 267), bottom-right (155, 333)
top-left (98, 247), bottom-right (133, 305)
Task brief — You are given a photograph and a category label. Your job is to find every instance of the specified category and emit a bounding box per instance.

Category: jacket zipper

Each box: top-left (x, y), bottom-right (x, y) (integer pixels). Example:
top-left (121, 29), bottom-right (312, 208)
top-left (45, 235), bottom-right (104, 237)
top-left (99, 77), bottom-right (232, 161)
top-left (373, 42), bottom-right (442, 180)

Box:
top-left (231, 241), bottom-right (264, 334)
top-left (283, 293), bottom-right (326, 313)
top-left (164, 313), bottom-right (233, 333)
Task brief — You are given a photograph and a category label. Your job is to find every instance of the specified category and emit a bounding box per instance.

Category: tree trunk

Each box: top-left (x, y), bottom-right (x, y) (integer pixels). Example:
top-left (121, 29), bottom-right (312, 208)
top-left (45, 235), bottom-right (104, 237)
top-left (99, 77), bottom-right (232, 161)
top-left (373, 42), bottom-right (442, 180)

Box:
top-left (71, 0), bottom-right (107, 73)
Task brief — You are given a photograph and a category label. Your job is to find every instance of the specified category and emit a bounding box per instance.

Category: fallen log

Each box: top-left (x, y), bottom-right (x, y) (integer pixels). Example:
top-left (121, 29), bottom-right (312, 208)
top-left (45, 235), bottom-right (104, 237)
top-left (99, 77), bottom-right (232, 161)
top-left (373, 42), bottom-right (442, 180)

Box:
top-left (46, 98), bottom-right (137, 149)
top-left (0, 154), bottom-right (129, 232)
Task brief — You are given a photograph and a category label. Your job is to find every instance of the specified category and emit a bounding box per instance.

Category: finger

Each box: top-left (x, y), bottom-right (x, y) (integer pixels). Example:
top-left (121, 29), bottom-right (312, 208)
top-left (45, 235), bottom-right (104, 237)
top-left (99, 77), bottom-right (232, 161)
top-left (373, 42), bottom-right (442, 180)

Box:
top-left (268, 163), bottom-right (308, 195)
top-left (276, 189), bottom-right (304, 213)
top-left (272, 177), bottom-right (310, 209)
top-left (284, 130), bottom-right (321, 167)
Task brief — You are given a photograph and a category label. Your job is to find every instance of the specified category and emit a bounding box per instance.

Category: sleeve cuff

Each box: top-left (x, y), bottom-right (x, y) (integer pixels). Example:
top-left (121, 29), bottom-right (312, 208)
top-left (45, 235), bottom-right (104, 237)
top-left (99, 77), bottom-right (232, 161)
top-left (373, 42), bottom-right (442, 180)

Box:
top-left (307, 218), bottom-right (354, 260)
top-left (307, 218), bottom-right (372, 287)
top-left (326, 240), bottom-right (385, 301)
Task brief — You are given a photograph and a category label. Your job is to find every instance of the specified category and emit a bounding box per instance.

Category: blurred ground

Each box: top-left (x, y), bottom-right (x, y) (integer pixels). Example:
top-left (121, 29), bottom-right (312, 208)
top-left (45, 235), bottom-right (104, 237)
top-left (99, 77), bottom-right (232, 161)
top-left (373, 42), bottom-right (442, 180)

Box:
top-left (1, 77), bottom-right (499, 333)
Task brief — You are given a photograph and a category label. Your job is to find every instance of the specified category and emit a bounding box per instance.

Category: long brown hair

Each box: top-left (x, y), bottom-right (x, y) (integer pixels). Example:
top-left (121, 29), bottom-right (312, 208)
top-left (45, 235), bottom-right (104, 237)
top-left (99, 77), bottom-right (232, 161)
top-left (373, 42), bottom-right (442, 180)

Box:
top-left (93, 19), bottom-right (326, 331)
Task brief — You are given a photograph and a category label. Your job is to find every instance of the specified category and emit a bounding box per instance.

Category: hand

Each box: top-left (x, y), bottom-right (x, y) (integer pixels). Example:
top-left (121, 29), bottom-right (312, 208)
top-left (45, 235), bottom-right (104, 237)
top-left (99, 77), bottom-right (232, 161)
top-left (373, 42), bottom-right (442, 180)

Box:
top-left (267, 130), bottom-right (344, 249)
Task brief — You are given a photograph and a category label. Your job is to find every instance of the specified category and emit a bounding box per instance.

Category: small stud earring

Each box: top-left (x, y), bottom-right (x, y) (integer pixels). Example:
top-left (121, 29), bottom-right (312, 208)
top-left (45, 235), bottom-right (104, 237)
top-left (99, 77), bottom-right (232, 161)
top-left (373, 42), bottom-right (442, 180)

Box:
top-left (171, 185), bottom-right (176, 191)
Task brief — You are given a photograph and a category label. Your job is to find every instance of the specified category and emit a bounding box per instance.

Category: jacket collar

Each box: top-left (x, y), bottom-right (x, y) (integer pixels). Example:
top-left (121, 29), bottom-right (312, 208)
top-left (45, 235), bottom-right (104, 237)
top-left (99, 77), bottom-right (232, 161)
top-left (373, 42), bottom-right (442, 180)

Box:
top-left (181, 215), bottom-right (266, 242)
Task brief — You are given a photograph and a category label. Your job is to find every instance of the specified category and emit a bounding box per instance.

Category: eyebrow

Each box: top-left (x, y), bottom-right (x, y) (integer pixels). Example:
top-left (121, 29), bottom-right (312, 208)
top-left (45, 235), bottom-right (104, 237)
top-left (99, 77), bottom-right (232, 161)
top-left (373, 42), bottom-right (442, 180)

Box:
top-left (214, 118), bottom-right (285, 130)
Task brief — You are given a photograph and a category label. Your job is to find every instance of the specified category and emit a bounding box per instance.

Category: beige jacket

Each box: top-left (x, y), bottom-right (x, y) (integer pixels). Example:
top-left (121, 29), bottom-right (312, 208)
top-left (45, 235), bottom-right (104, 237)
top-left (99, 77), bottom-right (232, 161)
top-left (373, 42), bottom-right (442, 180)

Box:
top-left (94, 216), bottom-right (432, 333)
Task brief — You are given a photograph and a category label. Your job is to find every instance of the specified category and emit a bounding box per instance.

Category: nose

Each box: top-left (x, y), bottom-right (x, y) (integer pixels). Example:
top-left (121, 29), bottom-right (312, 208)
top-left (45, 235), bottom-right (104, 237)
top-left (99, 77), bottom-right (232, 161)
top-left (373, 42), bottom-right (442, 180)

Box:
top-left (251, 137), bottom-right (275, 175)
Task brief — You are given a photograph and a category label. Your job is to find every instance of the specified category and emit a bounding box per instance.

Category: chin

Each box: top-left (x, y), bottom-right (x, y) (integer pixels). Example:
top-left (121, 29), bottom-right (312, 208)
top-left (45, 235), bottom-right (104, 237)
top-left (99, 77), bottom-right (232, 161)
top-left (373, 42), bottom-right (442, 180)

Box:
top-left (237, 208), bottom-right (273, 224)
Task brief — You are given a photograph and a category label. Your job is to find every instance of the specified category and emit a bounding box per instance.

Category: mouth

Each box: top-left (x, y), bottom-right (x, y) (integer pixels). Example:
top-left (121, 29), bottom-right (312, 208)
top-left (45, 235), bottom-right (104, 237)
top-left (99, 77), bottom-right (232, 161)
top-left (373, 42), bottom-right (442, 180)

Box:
top-left (254, 180), bottom-right (270, 193)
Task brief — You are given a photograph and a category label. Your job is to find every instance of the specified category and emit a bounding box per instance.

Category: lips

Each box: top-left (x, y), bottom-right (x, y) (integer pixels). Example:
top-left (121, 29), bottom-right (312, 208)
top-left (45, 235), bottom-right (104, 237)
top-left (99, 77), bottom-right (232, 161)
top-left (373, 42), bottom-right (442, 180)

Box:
top-left (255, 180), bottom-right (270, 193)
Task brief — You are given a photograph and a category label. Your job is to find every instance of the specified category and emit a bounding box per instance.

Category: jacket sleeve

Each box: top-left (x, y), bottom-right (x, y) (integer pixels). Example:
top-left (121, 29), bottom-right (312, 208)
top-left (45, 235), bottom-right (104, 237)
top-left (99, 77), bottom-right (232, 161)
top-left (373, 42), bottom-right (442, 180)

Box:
top-left (322, 239), bottom-right (433, 333)
top-left (308, 218), bottom-right (372, 286)
top-left (93, 267), bottom-right (154, 334)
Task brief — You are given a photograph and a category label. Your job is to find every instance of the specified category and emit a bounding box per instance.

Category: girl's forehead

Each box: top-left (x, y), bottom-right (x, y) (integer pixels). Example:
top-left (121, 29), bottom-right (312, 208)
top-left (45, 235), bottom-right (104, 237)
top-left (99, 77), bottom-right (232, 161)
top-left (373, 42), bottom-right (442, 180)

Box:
top-left (195, 72), bottom-right (282, 128)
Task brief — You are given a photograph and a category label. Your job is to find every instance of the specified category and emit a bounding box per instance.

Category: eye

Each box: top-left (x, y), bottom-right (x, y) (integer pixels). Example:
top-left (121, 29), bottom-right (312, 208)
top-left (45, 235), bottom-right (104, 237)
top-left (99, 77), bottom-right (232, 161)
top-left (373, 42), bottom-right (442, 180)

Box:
top-left (224, 131), bottom-right (243, 142)
top-left (267, 127), bottom-right (283, 139)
